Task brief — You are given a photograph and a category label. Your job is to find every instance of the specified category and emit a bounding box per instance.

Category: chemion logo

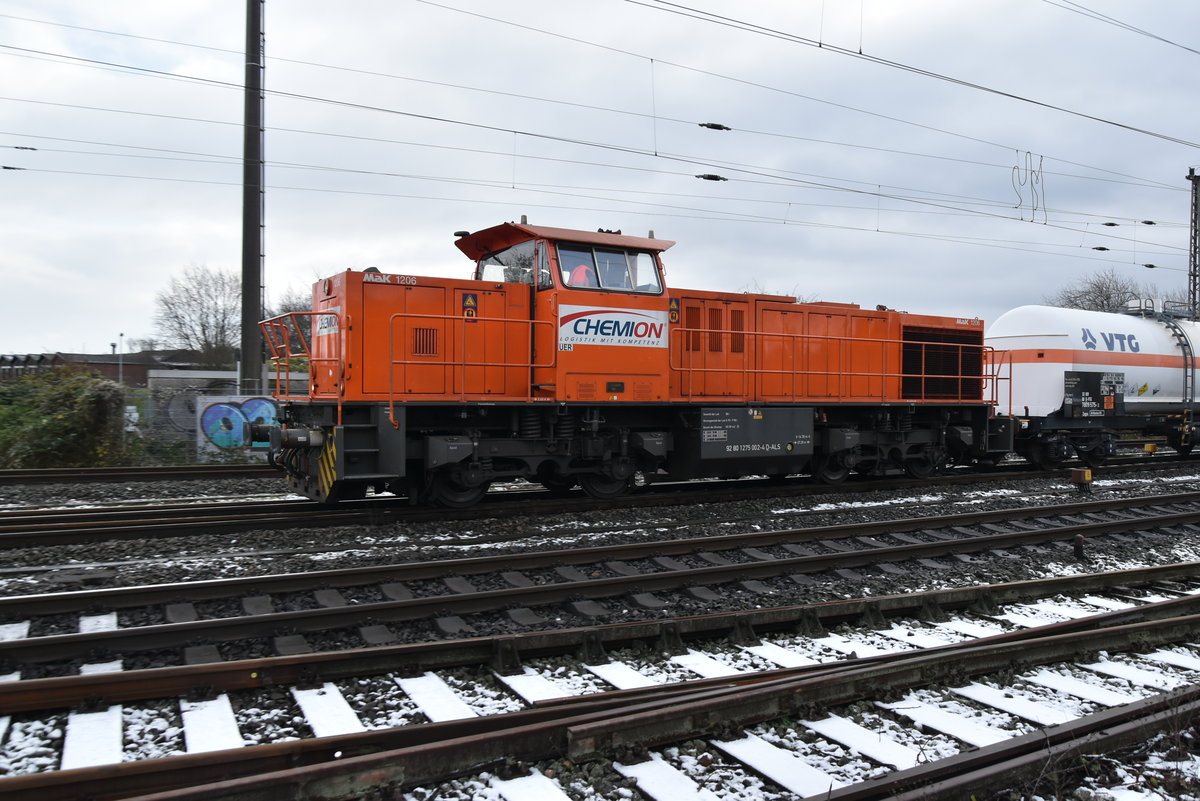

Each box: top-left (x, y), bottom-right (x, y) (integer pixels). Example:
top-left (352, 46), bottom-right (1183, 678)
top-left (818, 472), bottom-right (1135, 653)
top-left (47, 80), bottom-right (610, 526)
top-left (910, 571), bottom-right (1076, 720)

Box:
top-left (559, 306), bottom-right (669, 348)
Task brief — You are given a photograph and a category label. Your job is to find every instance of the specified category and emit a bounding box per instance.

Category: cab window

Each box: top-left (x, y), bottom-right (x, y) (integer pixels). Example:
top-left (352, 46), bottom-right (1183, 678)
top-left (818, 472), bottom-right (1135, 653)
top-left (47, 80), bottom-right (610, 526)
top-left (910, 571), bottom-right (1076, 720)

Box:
top-left (477, 240), bottom-right (535, 284)
top-left (535, 243), bottom-right (555, 290)
top-left (631, 252), bottom-right (662, 293)
top-left (557, 243), bottom-right (662, 293)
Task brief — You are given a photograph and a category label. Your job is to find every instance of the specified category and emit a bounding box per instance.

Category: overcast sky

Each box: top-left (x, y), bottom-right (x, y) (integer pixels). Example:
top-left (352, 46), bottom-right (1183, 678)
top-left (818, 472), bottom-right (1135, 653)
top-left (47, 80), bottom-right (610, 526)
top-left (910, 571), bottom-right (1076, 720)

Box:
top-left (2, 1), bottom-right (1197, 355)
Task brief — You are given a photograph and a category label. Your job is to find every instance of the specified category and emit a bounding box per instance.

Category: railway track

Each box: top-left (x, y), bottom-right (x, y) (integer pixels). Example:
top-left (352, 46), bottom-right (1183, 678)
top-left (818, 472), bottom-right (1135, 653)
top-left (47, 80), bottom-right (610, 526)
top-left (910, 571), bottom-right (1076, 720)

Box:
top-left (0, 464), bottom-right (278, 484)
top-left (0, 447), bottom-right (1182, 493)
top-left (2, 460), bottom-right (1198, 797)
top-left (0, 490), bottom-right (1196, 666)
top-left (1, 565), bottom-right (1198, 799)
top-left (1, 454), bottom-right (1194, 550)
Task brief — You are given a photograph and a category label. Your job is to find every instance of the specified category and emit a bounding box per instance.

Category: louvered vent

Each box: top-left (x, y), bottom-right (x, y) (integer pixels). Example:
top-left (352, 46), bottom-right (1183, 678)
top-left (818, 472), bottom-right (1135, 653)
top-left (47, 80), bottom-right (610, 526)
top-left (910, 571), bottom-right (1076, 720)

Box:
top-left (412, 327), bottom-right (439, 356)
top-left (730, 308), bottom-right (746, 353)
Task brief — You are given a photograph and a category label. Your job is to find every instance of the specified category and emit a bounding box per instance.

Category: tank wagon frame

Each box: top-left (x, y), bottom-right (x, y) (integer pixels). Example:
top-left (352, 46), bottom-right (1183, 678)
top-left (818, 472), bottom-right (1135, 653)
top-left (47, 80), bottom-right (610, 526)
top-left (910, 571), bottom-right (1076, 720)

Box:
top-left (988, 300), bottom-right (1200, 468)
top-left (250, 222), bottom-right (1014, 504)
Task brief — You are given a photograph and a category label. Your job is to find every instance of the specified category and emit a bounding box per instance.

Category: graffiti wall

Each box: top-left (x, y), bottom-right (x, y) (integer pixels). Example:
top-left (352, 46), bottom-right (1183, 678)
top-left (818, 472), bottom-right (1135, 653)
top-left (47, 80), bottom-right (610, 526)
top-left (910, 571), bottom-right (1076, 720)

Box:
top-left (194, 395), bottom-right (278, 458)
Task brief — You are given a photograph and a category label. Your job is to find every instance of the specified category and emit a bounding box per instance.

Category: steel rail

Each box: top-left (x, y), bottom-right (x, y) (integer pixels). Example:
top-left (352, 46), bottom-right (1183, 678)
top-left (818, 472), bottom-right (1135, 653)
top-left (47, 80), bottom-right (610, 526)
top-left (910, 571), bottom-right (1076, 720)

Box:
top-left (2, 490), bottom-right (1196, 617)
top-left (0, 448), bottom-right (1174, 486)
top-left (0, 464), bottom-right (277, 484)
top-left (0, 456), bottom-right (1187, 548)
top-left (1, 501), bottom-right (1198, 666)
top-left (2, 560), bottom-right (1199, 716)
top-left (7, 597), bottom-right (1200, 801)
top-left (831, 690), bottom-right (1200, 800)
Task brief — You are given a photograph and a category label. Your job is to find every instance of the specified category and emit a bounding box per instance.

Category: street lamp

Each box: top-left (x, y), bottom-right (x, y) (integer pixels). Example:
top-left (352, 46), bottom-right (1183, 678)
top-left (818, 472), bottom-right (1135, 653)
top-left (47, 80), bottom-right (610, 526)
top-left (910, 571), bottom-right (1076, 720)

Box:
top-left (117, 332), bottom-right (124, 385)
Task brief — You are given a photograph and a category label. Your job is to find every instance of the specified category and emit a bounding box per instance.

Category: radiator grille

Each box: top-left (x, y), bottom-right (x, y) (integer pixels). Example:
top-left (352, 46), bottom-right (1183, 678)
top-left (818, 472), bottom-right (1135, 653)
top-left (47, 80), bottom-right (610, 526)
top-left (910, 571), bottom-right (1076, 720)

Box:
top-left (901, 326), bottom-right (983, 400)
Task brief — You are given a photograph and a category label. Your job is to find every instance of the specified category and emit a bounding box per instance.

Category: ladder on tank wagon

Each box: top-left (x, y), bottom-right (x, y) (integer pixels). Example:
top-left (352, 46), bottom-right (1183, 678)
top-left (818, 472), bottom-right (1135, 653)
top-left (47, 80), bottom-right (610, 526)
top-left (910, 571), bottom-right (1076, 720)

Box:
top-left (1156, 312), bottom-right (1196, 446)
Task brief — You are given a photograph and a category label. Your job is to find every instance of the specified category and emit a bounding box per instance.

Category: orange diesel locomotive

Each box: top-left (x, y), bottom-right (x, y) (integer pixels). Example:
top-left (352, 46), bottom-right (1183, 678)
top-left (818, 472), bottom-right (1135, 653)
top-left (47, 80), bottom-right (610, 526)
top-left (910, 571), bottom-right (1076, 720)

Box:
top-left (249, 221), bottom-right (1010, 505)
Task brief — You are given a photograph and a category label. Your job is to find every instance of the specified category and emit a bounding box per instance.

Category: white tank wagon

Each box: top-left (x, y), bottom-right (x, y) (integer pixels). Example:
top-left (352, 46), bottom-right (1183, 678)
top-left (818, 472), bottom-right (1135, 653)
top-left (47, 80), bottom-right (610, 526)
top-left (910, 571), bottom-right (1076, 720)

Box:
top-left (986, 303), bottom-right (1200, 467)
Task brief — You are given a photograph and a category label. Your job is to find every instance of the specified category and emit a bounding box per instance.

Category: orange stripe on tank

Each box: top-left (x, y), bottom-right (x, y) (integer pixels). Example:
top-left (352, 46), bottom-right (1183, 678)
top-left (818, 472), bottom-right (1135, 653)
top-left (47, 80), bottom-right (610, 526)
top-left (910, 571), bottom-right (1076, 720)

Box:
top-left (992, 348), bottom-right (1183, 368)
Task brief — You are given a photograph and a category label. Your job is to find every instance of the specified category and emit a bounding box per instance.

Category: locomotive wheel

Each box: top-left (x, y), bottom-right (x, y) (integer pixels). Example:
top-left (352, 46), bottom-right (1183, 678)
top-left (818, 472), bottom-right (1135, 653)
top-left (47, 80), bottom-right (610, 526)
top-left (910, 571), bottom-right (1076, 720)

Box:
top-left (812, 456), bottom-right (849, 485)
top-left (578, 473), bottom-right (631, 499)
top-left (539, 476), bottom-right (577, 496)
top-left (332, 482), bottom-right (367, 502)
top-left (903, 456), bottom-right (936, 479)
top-left (427, 474), bottom-right (491, 508)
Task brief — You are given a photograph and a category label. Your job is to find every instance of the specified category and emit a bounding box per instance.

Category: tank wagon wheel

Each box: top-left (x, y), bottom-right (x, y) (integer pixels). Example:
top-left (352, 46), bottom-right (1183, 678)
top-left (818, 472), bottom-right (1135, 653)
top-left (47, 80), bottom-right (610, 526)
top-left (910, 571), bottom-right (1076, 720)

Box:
top-left (578, 473), bottom-right (632, 500)
top-left (426, 473), bottom-right (491, 508)
top-left (1026, 443), bottom-right (1065, 471)
top-left (812, 455), bottom-right (850, 485)
top-left (1078, 447), bottom-right (1107, 469)
top-left (1167, 432), bottom-right (1194, 457)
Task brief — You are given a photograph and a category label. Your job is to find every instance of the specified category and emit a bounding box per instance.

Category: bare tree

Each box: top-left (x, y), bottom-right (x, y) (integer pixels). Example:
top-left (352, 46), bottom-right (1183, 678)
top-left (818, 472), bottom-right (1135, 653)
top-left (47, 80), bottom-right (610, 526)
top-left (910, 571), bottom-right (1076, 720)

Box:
top-left (270, 286), bottom-right (311, 316)
top-left (128, 336), bottom-right (162, 353)
top-left (1044, 267), bottom-right (1138, 312)
top-left (154, 264), bottom-right (240, 368)
top-left (268, 285), bottom-right (314, 349)
top-left (1043, 267), bottom-right (1180, 313)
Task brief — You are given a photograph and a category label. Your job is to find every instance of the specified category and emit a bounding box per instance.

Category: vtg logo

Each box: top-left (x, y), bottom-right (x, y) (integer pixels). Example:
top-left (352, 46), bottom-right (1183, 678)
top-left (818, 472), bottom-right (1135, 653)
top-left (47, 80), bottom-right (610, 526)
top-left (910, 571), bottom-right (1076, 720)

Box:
top-left (1081, 327), bottom-right (1140, 352)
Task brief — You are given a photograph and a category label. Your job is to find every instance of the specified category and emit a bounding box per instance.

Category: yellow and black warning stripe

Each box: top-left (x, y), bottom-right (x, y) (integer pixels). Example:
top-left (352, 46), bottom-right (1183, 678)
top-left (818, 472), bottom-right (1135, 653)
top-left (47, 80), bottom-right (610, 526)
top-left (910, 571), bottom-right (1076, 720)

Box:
top-left (317, 429), bottom-right (339, 497)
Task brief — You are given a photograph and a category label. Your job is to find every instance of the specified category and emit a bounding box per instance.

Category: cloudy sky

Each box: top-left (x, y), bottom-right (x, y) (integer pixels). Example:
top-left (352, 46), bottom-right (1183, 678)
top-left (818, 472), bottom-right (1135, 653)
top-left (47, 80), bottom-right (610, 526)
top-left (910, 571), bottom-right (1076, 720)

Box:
top-left (2, 1), bottom-right (1197, 355)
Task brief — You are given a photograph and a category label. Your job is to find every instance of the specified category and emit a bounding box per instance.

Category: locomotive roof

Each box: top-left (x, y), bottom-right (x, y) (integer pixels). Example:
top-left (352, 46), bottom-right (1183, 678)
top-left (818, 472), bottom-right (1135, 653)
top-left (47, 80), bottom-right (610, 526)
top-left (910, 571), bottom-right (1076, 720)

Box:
top-left (454, 222), bottom-right (676, 261)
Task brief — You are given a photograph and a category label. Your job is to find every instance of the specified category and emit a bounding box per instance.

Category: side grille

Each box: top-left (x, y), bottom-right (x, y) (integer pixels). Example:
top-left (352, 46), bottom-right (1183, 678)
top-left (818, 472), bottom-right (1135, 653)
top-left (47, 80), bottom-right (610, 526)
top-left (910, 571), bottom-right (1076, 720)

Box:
top-left (412, 327), bottom-right (439, 356)
top-left (901, 326), bottom-right (983, 400)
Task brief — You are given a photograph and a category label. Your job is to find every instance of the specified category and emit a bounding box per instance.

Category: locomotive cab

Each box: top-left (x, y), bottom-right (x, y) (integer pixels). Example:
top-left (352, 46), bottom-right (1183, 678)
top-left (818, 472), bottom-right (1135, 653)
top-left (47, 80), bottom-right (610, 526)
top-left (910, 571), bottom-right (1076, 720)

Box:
top-left (457, 223), bottom-right (674, 407)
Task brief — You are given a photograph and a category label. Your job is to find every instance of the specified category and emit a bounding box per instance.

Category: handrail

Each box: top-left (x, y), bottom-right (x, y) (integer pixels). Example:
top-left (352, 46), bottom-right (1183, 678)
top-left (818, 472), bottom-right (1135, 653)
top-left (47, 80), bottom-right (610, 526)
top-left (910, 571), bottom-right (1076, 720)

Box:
top-left (668, 326), bottom-right (994, 403)
top-left (265, 309), bottom-right (1000, 412)
top-left (259, 311), bottom-right (342, 404)
top-left (983, 347), bottom-right (1014, 414)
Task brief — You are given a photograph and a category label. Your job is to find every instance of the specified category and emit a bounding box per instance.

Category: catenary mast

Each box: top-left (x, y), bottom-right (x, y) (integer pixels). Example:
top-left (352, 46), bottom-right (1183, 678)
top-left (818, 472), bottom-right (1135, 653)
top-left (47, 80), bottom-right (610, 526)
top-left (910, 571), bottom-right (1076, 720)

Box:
top-left (240, 0), bottom-right (265, 392)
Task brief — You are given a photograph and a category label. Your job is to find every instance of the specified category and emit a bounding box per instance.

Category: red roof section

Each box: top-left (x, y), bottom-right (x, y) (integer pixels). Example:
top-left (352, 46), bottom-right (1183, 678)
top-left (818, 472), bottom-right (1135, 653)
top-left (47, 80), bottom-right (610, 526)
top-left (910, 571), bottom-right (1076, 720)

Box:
top-left (454, 222), bottom-right (676, 261)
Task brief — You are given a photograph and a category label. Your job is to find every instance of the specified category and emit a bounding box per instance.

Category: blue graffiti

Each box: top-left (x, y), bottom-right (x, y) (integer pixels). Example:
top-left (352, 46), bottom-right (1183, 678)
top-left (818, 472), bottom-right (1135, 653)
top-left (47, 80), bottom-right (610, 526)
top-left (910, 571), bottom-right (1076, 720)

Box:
top-left (200, 398), bottom-right (278, 450)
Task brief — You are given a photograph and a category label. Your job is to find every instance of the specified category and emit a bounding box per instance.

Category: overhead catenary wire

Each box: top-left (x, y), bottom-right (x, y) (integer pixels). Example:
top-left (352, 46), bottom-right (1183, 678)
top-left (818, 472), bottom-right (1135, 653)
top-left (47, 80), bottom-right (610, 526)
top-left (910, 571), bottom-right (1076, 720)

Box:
top-left (1, 92), bottom-right (1185, 256)
top-left (6, 162), bottom-right (1179, 270)
top-left (1, 4), bottom-right (1195, 357)
top-left (411, 0), bottom-right (1186, 187)
top-left (0, 31), bottom-right (1187, 253)
top-left (626, 0), bottom-right (1200, 149)
top-left (0, 36), bottom-right (1177, 195)
top-left (1040, 0), bottom-right (1200, 58)
top-left (0, 8), bottom-right (1190, 264)
top-left (4, 139), bottom-right (1186, 267)
top-left (2, 135), bottom-right (1187, 232)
